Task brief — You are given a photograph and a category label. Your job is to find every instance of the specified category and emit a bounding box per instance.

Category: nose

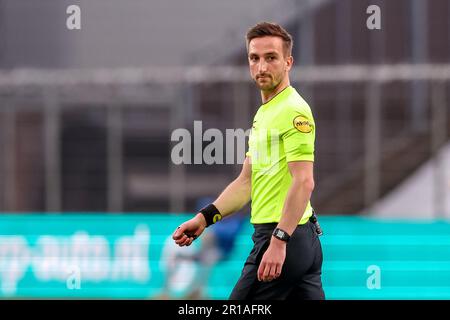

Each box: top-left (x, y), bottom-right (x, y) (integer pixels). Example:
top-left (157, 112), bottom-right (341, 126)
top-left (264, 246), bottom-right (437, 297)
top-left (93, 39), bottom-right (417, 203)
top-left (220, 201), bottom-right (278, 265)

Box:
top-left (258, 58), bottom-right (268, 73)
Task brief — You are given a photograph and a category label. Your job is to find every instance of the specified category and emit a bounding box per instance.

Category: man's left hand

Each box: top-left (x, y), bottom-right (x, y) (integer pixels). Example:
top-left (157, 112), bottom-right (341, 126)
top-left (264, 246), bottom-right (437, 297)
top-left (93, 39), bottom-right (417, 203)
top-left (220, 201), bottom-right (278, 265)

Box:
top-left (257, 237), bottom-right (286, 282)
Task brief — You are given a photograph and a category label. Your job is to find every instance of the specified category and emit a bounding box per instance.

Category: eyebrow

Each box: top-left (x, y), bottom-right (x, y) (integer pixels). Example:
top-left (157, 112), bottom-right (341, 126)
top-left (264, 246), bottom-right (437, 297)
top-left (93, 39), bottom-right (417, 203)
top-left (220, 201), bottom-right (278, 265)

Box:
top-left (248, 51), bottom-right (279, 57)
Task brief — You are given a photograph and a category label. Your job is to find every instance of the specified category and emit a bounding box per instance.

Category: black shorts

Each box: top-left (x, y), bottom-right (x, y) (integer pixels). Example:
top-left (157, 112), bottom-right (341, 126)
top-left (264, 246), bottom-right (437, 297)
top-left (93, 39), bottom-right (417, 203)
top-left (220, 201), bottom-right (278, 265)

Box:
top-left (229, 221), bottom-right (325, 300)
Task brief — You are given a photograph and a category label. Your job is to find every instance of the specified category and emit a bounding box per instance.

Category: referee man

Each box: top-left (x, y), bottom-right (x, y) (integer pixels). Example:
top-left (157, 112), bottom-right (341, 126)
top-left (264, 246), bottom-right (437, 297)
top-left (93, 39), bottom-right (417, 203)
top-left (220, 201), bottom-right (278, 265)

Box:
top-left (173, 22), bottom-right (325, 300)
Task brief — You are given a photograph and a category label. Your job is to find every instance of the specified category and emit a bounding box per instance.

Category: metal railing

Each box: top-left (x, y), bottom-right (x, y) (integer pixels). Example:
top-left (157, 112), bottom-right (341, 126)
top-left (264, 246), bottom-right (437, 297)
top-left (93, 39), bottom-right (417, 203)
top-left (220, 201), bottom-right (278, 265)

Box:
top-left (0, 64), bottom-right (448, 215)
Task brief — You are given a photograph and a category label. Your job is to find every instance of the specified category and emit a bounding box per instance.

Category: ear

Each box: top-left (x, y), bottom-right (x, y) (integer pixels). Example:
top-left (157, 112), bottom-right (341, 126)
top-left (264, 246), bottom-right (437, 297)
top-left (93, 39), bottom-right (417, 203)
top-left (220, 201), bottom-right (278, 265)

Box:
top-left (285, 55), bottom-right (294, 72)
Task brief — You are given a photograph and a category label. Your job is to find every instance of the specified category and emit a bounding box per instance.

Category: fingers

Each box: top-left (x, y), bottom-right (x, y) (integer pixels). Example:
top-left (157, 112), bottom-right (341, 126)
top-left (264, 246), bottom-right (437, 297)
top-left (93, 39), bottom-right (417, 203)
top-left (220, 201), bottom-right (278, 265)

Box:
top-left (262, 264), bottom-right (272, 282)
top-left (258, 262), bottom-right (273, 282)
top-left (274, 264), bottom-right (282, 279)
top-left (173, 225), bottom-right (199, 247)
top-left (172, 226), bottom-right (184, 240)
top-left (184, 235), bottom-right (196, 246)
top-left (174, 233), bottom-right (197, 246)
top-left (257, 262), bottom-right (264, 282)
top-left (181, 233), bottom-right (198, 246)
top-left (258, 262), bottom-right (282, 282)
top-left (172, 225), bottom-right (191, 242)
top-left (174, 232), bottom-right (186, 245)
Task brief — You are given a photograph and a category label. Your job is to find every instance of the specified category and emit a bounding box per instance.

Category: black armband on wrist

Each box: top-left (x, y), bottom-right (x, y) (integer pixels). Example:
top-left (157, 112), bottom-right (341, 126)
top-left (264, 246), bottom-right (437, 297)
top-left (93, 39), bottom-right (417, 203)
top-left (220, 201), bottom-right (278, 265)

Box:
top-left (199, 204), bottom-right (222, 227)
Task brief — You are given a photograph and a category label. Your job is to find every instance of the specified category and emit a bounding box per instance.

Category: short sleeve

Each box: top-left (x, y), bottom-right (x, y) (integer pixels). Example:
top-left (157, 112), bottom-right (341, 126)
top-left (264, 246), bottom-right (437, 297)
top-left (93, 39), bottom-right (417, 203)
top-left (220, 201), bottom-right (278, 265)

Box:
top-left (246, 128), bottom-right (254, 157)
top-left (281, 110), bottom-right (315, 162)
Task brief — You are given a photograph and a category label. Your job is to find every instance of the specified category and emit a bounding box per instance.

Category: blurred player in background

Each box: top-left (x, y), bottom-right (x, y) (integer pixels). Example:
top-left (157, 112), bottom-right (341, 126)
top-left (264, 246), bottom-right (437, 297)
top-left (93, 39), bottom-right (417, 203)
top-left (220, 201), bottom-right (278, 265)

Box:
top-left (173, 22), bottom-right (325, 300)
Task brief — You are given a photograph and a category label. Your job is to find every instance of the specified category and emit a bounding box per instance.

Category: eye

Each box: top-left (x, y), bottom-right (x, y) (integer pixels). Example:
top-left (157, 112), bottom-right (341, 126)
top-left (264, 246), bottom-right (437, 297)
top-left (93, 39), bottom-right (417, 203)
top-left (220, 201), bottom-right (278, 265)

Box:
top-left (250, 56), bottom-right (258, 62)
top-left (267, 56), bottom-right (275, 61)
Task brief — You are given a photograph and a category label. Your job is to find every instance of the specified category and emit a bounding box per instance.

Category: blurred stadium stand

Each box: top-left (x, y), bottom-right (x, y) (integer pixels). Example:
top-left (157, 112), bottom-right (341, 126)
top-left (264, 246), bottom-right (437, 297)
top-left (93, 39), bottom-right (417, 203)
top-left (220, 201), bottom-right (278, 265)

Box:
top-left (368, 141), bottom-right (450, 219)
top-left (0, 0), bottom-right (449, 217)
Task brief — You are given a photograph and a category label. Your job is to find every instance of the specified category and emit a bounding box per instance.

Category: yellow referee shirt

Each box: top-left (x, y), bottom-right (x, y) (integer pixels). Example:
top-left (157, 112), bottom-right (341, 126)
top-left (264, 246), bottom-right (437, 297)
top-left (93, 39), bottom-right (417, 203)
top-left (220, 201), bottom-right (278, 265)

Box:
top-left (246, 85), bottom-right (316, 225)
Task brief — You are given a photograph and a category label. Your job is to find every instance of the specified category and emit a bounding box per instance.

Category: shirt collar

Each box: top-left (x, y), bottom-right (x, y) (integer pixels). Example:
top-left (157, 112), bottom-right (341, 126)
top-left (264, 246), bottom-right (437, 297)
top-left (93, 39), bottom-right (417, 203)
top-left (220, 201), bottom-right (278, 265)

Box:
top-left (261, 85), bottom-right (292, 107)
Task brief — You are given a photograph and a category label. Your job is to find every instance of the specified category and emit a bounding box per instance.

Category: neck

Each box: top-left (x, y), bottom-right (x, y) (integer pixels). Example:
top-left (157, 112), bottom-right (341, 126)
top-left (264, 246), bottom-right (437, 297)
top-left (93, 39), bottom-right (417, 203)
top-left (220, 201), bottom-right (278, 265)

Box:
top-left (261, 78), bottom-right (290, 104)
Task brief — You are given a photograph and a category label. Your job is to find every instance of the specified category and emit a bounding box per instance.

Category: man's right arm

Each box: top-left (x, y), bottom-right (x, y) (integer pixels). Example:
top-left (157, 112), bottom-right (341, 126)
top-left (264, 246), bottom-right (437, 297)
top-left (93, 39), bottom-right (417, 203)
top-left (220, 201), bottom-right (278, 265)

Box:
top-left (173, 157), bottom-right (252, 247)
top-left (211, 156), bottom-right (252, 218)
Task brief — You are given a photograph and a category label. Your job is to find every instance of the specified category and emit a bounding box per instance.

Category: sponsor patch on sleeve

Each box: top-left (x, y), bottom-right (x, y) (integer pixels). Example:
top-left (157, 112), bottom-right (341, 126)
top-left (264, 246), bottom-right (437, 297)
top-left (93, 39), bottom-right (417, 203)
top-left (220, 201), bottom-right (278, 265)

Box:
top-left (293, 115), bottom-right (313, 133)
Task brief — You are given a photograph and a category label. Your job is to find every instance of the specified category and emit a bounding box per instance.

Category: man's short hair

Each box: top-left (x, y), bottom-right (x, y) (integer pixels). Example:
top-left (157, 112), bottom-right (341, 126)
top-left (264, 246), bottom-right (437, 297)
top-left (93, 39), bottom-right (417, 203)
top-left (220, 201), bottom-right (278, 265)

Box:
top-left (246, 22), bottom-right (293, 57)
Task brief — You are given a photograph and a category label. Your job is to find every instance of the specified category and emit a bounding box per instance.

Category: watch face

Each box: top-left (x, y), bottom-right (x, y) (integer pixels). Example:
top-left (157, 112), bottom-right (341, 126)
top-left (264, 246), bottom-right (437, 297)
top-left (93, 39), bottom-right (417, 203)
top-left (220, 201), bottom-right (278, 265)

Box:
top-left (276, 230), bottom-right (284, 238)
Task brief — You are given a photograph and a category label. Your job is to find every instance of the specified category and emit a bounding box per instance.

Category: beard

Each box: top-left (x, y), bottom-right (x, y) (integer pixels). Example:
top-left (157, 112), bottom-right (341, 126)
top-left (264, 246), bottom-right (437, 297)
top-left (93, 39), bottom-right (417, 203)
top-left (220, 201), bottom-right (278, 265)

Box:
top-left (254, 73), bottom-right (281, 91)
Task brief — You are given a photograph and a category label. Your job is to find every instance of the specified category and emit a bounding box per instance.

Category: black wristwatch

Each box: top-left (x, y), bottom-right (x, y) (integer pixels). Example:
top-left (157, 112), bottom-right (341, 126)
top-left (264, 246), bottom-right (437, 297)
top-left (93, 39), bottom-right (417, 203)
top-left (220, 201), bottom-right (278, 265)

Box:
top-left (272, 228), bottom-right (291, 242)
